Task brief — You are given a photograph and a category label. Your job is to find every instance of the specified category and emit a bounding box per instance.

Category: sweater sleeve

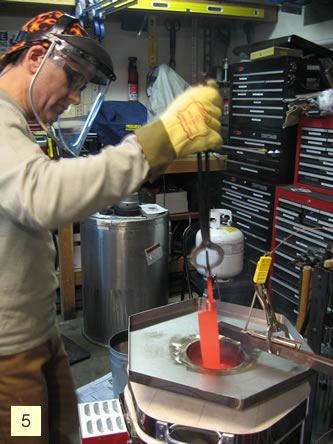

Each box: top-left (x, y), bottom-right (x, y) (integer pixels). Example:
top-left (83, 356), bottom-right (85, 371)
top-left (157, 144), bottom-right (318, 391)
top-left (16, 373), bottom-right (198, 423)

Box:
top-left (0, 102), bottom-right (151, 231)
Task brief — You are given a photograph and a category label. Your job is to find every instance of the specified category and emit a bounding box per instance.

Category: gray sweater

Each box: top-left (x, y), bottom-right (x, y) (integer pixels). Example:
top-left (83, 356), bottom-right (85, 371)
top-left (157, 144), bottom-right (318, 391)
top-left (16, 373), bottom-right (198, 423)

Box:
top-left (0, 88), bottom-right (150, 355)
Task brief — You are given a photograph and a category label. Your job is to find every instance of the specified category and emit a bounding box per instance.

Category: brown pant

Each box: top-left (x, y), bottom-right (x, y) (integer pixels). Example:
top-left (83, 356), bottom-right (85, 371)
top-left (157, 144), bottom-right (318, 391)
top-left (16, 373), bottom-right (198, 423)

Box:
top-left (0, 329), bottom-right (80, 444)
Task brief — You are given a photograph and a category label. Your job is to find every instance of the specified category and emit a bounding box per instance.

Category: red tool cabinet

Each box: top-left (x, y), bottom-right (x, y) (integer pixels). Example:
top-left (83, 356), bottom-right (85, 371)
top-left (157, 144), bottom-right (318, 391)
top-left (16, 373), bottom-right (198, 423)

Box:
top-left (294, 115), bottom-right (333, 195)
top-left (269, 185), bottom-right (333, 325)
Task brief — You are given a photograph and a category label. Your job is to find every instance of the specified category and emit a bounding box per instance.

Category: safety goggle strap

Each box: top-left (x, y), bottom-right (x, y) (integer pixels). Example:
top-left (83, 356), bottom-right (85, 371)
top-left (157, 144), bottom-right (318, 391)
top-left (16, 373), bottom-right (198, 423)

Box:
top-left (11, 14), bottom-right (77, 45)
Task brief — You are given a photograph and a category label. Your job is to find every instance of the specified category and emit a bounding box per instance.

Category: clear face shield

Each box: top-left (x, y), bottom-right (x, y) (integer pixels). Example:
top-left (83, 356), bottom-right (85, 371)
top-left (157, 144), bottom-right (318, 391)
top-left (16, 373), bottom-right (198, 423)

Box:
top-left (29, 38), bottom-right (112, 156)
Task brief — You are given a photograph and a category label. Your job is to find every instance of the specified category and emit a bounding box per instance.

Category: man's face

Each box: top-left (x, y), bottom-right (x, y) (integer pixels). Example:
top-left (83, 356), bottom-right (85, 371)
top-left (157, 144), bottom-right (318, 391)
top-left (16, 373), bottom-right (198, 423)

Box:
top-left (31, 56), bottom-right (88, 124)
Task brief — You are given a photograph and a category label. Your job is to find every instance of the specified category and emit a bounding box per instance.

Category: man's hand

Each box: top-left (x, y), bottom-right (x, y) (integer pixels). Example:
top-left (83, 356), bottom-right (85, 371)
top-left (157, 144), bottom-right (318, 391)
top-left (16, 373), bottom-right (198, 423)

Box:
top-left (135, 79), bottom-right (223, 180)
top-left (160, 80), bottom-right (222, 157)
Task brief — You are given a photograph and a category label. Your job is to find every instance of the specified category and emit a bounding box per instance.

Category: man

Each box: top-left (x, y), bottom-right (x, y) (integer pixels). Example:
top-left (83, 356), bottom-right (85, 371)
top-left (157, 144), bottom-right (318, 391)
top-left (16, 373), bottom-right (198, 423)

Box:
top-left (0, 10), bottom-right (222, 443)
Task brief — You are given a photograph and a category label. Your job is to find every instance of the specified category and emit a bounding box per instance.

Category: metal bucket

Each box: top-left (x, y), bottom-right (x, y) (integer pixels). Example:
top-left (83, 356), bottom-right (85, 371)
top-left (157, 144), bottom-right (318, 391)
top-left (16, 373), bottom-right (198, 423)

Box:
top-left (109, 330), bottom-right (128, 399)
top-left (80, 210), bottom-right (169, 347)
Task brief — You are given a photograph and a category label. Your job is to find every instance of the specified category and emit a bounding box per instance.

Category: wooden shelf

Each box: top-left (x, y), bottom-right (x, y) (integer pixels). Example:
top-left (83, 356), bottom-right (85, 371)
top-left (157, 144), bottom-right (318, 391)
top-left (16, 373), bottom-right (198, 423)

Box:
top-left (57, 224), bottom-right (79, 320)
top-left (164, 155), bottom-right (227, 174)
top-left (56, 268), bottom-right (81, 287)
top-left (169, 212), bottom-right (200, 221)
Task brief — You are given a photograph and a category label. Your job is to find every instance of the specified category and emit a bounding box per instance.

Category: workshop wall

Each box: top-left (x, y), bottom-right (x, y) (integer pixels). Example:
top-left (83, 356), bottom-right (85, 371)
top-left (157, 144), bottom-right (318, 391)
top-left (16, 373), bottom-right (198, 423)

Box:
top-left (0, 11), bottom-right (241, 108)
top-left (229, 8), bottom-right (333, 65)
top-left (101, 15), bottom-right (199, 106)
top-left (0, 12), bottom-right (205, 108)
top-left (258, 7), bottom-right (333, 47)
top-left (2, 7), bottom-right (333, 106)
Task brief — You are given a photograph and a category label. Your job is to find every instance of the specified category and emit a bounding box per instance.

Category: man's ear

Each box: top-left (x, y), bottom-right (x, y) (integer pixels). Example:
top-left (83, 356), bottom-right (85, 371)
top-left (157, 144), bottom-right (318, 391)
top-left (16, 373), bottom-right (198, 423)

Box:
top-left (25, 45), bottom-right (47, 74)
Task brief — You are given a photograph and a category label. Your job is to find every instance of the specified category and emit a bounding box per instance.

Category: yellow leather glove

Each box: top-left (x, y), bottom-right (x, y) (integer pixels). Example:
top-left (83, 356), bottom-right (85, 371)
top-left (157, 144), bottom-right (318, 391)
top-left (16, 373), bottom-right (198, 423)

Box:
top-left (136, 80), bottom-right (222, 180)
top-left (160, 79), bottom-right (222, 157)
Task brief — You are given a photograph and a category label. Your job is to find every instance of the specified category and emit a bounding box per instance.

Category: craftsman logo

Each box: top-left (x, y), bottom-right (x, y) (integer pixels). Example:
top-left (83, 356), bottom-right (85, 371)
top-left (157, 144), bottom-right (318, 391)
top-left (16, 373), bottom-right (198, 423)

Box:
top-left (177, 101), bottom-right (211, 140)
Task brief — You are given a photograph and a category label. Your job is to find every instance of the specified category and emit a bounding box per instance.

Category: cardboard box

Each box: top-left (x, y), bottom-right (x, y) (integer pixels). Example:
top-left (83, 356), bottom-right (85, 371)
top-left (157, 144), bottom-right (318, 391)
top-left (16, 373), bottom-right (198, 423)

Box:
top-left (156, 190), bottom-right (188, 214)
top-left (250, 46), bottom-right (303, 60)
top-left (78, 399), bottom-right (129, 443)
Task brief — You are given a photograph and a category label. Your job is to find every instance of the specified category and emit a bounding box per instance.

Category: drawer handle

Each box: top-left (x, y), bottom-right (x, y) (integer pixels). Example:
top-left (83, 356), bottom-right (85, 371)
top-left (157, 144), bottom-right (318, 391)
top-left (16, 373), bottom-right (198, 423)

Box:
top-left (241, 167), bottom-right (259, 174)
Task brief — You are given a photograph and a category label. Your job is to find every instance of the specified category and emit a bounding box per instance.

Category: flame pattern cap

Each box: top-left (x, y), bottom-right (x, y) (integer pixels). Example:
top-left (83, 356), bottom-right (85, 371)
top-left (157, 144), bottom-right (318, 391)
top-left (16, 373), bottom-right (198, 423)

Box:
top-left (0, 11), bottom-right (88, 69)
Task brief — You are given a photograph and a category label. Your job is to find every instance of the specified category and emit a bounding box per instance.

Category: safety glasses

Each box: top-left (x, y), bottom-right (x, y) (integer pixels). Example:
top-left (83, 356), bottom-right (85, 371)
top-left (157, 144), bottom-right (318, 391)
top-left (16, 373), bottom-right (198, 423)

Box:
top-left (62, 62), bottom-right (88, 92)
top-left (30, 39), bottom-right (112, 156)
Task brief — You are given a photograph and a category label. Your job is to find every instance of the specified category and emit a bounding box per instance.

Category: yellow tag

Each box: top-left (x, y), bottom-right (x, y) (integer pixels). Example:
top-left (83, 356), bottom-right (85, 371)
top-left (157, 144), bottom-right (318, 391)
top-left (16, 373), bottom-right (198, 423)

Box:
top-left (126, 124), bottom-right (142, 131)
top-left (47, 138), bottom-right (54, 159)
top-left (253, 256), bottom-right (272, 284)
top-left (224, 227), bottom-right (237, 232)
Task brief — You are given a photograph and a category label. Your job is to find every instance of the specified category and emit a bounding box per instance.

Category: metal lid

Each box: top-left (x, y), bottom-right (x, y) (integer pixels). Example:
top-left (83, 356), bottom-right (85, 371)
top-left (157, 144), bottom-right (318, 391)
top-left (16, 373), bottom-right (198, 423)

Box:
top-left (114, 193), bottom-right (141, 217)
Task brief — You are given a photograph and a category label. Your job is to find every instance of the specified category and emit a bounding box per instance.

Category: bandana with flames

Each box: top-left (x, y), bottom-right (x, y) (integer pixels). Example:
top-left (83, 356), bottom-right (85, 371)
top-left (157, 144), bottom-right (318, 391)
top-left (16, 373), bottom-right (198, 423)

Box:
top-left (0, 11), bottom-right (87, 68)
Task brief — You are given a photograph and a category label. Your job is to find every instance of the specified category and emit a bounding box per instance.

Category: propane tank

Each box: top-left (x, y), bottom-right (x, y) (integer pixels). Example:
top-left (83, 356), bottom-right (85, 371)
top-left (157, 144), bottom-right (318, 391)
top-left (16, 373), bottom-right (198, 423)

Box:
top-left (195, 209), bottom-right (244, 279)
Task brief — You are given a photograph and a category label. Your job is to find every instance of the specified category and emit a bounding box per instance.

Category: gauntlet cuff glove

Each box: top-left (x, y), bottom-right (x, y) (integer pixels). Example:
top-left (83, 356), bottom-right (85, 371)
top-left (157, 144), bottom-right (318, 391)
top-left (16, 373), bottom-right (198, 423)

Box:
top-left (136, 80), bottom-right (222, 181)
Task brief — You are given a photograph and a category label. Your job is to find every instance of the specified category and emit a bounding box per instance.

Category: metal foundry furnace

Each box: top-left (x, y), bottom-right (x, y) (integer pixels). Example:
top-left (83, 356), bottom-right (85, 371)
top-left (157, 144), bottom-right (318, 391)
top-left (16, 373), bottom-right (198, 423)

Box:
top-left (120, 153), bottom-right (332, 443)
top-left (123, 298), bottom-right (313, 443)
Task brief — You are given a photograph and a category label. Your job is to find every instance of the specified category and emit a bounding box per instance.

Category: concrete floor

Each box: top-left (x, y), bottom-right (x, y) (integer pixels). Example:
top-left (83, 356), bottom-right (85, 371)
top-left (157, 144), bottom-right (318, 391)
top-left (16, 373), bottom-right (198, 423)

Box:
top-left (57, 310), bottom-right (111, 390)
top-left (57, 293), bottom-right (182, 391)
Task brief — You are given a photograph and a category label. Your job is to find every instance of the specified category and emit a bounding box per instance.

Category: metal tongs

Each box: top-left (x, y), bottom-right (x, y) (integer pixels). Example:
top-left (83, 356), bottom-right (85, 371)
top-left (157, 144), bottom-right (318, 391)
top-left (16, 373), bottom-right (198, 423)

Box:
top-left (219, 283), bottom-right (333, 377)
top-left (190, 151), bottom-right (224, 276)
top-left (190, 152), bottom-right (225, 370)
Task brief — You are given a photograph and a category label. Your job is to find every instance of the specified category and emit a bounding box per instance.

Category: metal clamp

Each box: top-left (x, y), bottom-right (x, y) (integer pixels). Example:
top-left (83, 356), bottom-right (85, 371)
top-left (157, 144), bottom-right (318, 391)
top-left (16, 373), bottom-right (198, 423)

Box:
top-left (155, 421), bottom-right (168, 441)
top-left (244, 283), bottom-right (289, 353)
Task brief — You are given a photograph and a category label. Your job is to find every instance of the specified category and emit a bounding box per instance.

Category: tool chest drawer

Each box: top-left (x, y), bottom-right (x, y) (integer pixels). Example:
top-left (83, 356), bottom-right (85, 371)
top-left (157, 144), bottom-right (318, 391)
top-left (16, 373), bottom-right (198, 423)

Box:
top-left (273, 259), bottom-right (301, 287)
top-left (222, 155), bottom-right (281, 182)
top-left (223, 125), bottom-right (297, 183)
top-left (229, 126), bottom-right (284, 149)
top-left (270, 185), bottom-right (333, 324)
top-left (225, 57), bottom-right (324, 184)
top-left (230, 105), bottom-right (285, 128)
top-left (222, 144), bottom-right (281, 168)
top-left (220, 173), bottom-right (275, 267)
top-left (230, 57), bottom-right (322, 96)
top-left (294, 116), bottom-right (333, 194)
top-left (230, 57), bottom-right (322, 129)
top-left (270, 278), bottom-right (299, 325)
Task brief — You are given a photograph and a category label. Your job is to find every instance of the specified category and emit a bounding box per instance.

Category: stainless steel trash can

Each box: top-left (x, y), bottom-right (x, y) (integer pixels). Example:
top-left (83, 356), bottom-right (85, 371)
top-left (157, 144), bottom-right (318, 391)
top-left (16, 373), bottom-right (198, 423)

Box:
top-left (80, 208), bottom-right (169, 347)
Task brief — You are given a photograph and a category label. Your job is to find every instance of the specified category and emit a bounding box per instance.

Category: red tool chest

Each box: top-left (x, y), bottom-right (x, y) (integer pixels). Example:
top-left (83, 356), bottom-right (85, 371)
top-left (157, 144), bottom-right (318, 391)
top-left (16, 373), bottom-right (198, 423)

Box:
top-left (294, 115), bottom-right (333, 195)
top-left (269, 185), bottom-right (333, 324)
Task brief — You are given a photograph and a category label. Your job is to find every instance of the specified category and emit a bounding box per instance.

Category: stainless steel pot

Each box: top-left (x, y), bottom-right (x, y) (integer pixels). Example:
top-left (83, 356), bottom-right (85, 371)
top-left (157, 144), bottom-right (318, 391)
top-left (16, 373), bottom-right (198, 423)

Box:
top-left (80, 208), bottom-right (169, 347)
